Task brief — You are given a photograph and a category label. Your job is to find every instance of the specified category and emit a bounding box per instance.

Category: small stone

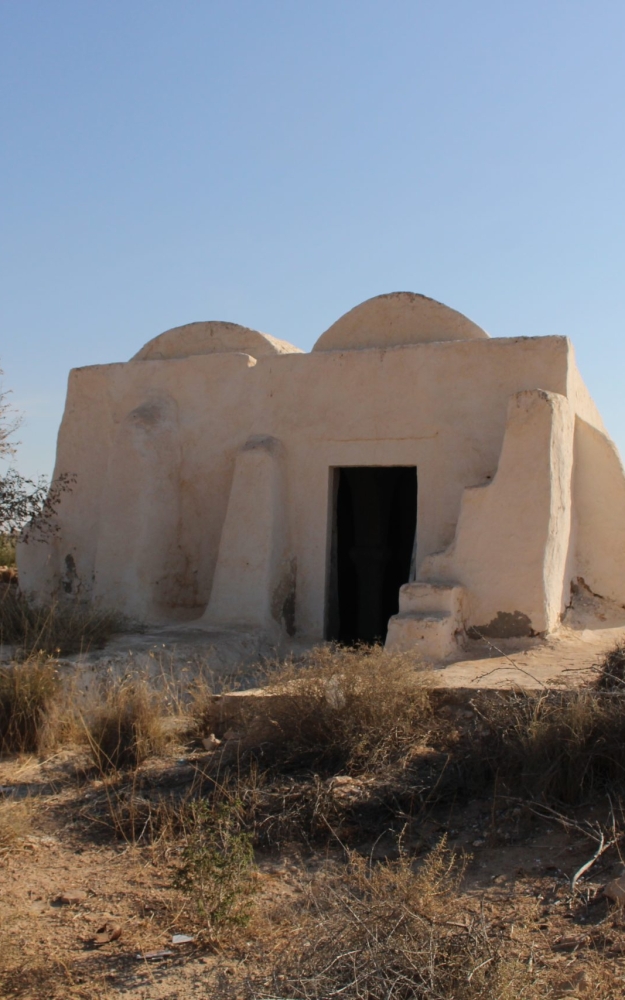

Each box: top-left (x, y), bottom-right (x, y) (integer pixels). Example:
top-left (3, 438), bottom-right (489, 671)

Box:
top-left (472, 839), bottom-right (485, 848)
top-left (604, 875), bottom-right (625, 903)
top-left (201, 734), bottom-right (221, 750)
top-left (90, 922), bottom-right (122, 946)
top-left (58, 890), bottom-right (87, 905)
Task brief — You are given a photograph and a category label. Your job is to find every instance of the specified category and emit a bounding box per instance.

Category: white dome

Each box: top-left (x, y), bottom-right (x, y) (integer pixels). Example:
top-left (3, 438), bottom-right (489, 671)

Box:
top-left (313, 292), bottom-right (488, 352)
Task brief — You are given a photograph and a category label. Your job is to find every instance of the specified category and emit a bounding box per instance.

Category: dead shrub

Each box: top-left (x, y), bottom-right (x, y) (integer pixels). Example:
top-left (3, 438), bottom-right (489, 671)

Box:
top-left (597, 642), bottom-right (625, 690)
top-left (0, 656), bottom-right (60, 753)
top-left (221, 684), bottom-right (625, 843)
top-left (84, 680), bottom-right (166, 772)
top-left (197, 645), bottom-right (432, 775)
top-left (0, 586), bottom-right (126, 657)
top-left (257, 840), bottom-right (535, 1000)
top-left (473, 689), bottom-right (625, 805)
top-left (229, 684), bottom-right (625, 845)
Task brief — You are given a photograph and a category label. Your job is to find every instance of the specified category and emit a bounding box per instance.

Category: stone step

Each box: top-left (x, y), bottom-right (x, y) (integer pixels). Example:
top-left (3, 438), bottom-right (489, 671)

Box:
top-left (398, 581), bottom-right (464, 617)
top-left (385, 611), bottom-right (459, 660)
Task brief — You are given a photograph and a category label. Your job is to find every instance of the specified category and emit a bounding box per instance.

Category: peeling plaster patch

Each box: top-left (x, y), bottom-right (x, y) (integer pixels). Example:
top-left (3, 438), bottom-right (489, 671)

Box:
top-left (272, 558), bottom-right (297, 636)
top-left (468, 611), bottom-right (534, 639)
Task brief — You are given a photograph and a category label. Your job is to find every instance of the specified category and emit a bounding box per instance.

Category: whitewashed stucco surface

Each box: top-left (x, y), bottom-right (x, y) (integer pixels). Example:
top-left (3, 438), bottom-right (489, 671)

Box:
top-left (18, 293), bottom-right (625, 647)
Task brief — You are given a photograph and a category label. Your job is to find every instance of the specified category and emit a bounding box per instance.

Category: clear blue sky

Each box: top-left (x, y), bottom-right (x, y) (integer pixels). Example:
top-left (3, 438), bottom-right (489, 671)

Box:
top-left (2, 0), bottom-right (625, 478)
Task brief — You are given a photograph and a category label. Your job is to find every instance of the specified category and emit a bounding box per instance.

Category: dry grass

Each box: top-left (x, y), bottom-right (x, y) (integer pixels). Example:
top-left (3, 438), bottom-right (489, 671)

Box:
top-left (0, 656), bottom-right (60, 753)
top-left (195, 644), bottom-right (432, 775)
top-left (3, 639), bottom-right (625, 999)
top-left (83, 679), bottom-right (168, 772)
top-left (0, 586), bottom-right (126, 657)
top-left (597, 642), bottom-right (625, 690)
top-left (184, 645), bottom-right (436, 849)
top-left (254, 841), bottom-right (537, 1000)
top-left (181, 647), bottom-right (625, 850)
top-left (472, 688), bottom-right (625, 805)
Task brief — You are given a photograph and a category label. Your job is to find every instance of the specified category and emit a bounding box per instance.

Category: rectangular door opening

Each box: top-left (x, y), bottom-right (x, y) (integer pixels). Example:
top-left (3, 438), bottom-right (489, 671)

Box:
top-left (326, 466), bottom-right (417, 644)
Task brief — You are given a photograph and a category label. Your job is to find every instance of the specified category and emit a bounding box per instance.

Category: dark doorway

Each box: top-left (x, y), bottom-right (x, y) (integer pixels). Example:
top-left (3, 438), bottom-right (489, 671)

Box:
top-left (327, 466), bottom-right (417, 644)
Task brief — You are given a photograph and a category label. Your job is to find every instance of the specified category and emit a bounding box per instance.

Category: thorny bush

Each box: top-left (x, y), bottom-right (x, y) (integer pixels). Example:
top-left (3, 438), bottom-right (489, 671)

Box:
top-left (254, 840), bottom-right (537, 1000)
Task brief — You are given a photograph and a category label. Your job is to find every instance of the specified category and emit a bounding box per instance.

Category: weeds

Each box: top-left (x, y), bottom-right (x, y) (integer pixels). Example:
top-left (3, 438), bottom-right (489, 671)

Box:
top-left (172, 800), bottom-right (257, 935)
top-left (0, 587), bottom-right (126, 657)
top-left (0, 656), bottom-right (60, 753)
top-left (3, 642), bottom-right (625, 998)
top-left (86, 785), bottom-right (186, 845)
top-left (84, 680), bottom-right (166, 772)
top-left (190, 648), bottom-right (625, 846)
top-left (75, 645), bottom-right (625, 855)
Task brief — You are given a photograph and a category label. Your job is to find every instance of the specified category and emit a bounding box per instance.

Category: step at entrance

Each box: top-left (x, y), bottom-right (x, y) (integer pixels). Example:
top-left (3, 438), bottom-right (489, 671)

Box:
top-left (385, 582), bottom-right (465, 660)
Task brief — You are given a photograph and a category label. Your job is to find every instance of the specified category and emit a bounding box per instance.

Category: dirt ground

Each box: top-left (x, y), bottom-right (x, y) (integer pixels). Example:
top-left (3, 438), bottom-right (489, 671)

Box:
top-left (3, 743), bottom-right (625, 1000)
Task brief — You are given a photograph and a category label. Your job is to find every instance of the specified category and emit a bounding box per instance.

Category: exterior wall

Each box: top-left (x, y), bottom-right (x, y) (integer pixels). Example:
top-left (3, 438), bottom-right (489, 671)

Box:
top-left (20, 353), bottom-right (258, 619)
top-left (17, 330), bottom-right (625, 643)
top-left (247, 336), bottom-right (570, 636)
top-left (201, 434), bottom-right (293, 635)
top-left (421, 390), bottom-right (575, 635)
top-left (572, 418), bottom-right (625, 605)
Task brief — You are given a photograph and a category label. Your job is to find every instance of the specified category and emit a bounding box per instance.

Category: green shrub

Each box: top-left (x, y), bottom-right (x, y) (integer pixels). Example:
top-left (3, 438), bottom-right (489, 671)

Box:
top-left (0, 534), bottom-right (16, 567)
top-left (173, 801), bottom-right (257, 935)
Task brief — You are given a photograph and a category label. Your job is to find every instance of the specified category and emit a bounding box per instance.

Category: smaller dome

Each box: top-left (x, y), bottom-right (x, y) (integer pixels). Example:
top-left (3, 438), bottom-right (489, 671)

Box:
top-left (313, 292), bottom-right (488, 352)
top-left (132, 321), bottom-right (302, 362)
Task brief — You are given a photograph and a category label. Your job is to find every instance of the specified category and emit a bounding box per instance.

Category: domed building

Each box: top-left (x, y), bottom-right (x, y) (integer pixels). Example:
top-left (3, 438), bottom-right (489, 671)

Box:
top-left (19, 293), bottom-right (625, 659)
